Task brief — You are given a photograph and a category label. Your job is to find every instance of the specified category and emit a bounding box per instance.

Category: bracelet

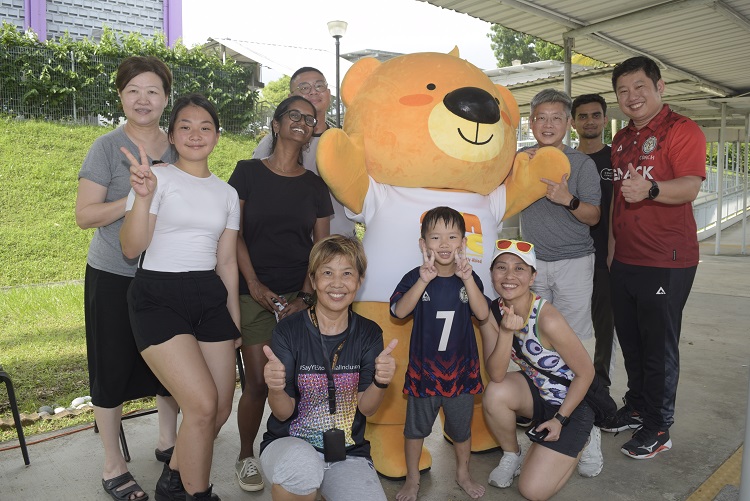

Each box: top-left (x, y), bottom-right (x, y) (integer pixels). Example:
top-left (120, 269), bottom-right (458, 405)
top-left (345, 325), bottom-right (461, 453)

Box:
top-left (373, 379), bottom-right (389, 389)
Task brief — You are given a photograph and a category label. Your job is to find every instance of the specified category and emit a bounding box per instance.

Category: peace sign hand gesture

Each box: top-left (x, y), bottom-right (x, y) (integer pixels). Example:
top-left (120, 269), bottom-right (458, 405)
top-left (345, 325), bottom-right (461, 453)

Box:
top-left (454, 247), bottom-right (473, 281)
top-left (419, 243), bottom-right (438, 284)
top-left (121, 145), bottom-right (157, 199)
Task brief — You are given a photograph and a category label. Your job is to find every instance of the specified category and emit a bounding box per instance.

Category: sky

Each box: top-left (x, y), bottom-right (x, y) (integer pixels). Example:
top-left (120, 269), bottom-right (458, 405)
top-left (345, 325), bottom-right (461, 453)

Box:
top-left (181, 0), bottom-right (498, 83)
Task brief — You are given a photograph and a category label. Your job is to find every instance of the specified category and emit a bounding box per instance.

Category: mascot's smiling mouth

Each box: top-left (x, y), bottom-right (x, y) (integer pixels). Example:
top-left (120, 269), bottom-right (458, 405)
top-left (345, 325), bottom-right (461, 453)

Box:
top-left (457, 124), bottom-right (494, 145)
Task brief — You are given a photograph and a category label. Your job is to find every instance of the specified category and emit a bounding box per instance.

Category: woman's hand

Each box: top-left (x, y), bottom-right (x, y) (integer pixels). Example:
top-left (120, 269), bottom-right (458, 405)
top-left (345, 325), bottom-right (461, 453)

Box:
top-left (121, 145), bottom-right (156, 199)
top-left (374, 339), bottom-right (398, 386)
top-left (277, 297), bottom-right (308, 320)
top-left (262, 346), bottom-right (286, 391)
top-left (499, 304), bottom-right (524, 333)
top-left (247, 279), bottom-right (282, 313)
top-left (535, 417), bottom-right (563, 442)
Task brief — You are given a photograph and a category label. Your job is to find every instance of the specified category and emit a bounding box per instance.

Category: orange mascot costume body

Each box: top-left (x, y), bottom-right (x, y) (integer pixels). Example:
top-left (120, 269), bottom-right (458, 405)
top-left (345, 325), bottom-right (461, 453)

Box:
top-left (316, 48), bottom-right (569, 479)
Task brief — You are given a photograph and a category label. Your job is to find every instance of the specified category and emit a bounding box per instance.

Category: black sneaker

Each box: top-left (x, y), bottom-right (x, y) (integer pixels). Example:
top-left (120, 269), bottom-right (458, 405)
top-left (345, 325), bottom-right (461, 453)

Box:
top-left (600, 404), bottom-right (642, 432)
top-left (621, 427), bottom-right (672, 459)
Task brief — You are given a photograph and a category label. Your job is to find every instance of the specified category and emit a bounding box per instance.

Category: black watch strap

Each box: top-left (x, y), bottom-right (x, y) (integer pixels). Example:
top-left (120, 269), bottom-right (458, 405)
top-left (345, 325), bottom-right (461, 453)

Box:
top-left (567, 196), bottom-right (580, 211)
top-left (297, 291), bottom-right (314, 306)
top-left (554, 412), bottom-right (570, 426)
top-left (373, 379), bottom-right (389, 389)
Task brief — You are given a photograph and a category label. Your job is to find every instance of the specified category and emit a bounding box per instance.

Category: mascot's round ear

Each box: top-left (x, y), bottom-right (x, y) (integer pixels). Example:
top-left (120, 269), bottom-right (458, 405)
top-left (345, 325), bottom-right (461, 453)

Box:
top-left (496, 84), bottom-right (520, 128)
top-left (341, 57), bottom-right (381, 106)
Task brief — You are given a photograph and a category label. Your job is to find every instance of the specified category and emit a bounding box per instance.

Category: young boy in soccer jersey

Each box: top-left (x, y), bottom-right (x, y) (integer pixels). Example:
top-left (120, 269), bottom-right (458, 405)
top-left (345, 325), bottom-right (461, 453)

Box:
top-left (391, 206), bottom-right (489, 501)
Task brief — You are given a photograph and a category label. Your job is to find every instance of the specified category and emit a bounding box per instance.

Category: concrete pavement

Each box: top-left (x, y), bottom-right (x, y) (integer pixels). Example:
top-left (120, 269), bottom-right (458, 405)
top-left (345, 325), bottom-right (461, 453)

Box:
top-left (2, 226), bottom-right (749, 500)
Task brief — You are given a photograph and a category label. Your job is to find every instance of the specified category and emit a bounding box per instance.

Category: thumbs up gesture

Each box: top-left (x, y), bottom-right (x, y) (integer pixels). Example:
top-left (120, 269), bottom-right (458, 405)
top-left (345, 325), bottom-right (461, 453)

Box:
top-left (374, 339), bottom-right (398, 387)
top-left (263, 345), bottom-right (286, 391)
top-left (621, 163), bottom-right (651, 203)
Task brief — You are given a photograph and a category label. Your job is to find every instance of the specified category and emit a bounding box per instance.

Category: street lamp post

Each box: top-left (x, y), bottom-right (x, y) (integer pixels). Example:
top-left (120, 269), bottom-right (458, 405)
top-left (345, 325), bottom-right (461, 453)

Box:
top-left (327, 20), bottom-right (347, 128)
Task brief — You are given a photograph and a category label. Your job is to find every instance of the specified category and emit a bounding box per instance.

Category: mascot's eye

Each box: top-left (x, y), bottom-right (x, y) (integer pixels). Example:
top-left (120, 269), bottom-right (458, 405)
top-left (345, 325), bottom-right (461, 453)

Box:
top-left (495, 98), bottom-right (500, 104)
top-left (426, 83), bottom-right (436, 90)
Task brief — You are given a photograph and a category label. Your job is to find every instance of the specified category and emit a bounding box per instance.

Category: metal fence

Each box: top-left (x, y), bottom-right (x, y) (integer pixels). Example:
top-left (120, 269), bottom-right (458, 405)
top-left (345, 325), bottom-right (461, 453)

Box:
top-left (0, 45), bottom-right (270, 133)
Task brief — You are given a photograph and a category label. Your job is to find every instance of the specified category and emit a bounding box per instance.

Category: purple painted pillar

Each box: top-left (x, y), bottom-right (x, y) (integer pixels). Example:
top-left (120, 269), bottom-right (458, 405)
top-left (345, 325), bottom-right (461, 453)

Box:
top-left (163, 0), bottom-right (183, 47)
top-left (24, 0), bottom-right (47, 41)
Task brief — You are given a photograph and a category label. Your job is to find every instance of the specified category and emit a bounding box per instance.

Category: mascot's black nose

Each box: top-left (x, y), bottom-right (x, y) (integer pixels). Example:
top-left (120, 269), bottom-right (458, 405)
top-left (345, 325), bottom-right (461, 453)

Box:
top-left (443, 87), bottom-right (500, 124)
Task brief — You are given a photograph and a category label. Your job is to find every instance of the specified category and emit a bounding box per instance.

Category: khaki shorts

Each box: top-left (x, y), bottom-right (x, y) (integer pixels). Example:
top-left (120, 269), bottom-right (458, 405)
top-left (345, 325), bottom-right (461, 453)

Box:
top-left (239, 291), bottom-right (299, 345)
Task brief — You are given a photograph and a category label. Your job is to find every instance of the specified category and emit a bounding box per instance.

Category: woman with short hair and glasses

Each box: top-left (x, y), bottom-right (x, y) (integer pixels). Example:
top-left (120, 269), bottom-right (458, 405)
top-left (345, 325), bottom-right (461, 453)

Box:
top-left (229, 95), bottom-right (333, 493)
top-left (479, 239), bottom-right (601, 501)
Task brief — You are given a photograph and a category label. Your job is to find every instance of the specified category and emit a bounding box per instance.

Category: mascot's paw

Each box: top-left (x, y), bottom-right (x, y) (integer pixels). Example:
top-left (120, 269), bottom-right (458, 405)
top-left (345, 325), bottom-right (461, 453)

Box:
top-left (504, 146), bottom-right (571, 219)
top-left (366, 423), bottom-right (432, 479)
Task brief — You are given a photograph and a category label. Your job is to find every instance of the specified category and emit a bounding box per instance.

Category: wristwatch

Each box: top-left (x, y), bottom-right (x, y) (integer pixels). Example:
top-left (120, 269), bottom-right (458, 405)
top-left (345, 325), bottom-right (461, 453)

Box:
top-left (647, 179), bottom-right (660, 200)
top-left (373, 379), bottom-right (389, 389)
top-left (567, 196), bottom-right (580, 211)
top-left (554, 412), bottom-right (570, 427)
top-left (297, 291), bottom-right (315, 307)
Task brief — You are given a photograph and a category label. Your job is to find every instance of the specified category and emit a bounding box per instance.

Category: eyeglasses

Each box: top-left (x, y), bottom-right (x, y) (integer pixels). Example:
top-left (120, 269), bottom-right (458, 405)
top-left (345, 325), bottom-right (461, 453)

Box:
top-left (295, 80), bottom-right (328, 95)
top-left (531, 114), bottom-right (568, 125)
top-left (496, 239), bottom-right (534, 253)
top-left (278, 109), bottom-right (317, 127)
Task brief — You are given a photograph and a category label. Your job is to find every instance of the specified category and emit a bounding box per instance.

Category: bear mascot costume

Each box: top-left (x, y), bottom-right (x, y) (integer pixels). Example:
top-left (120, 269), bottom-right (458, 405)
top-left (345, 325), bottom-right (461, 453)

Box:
top-left (317, 47), bottom-right (569, 479)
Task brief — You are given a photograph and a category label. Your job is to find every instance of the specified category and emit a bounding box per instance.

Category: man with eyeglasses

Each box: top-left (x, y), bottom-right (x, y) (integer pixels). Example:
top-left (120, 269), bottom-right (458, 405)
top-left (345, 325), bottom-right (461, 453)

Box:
top-left (604, 56), bottom-right (705, 460)
top-left (571, 94), bottom-right (616, 390)
top-left (253, 66), bottom-right (355, 237)
top-left (518, 89), bottom-right (601, 348)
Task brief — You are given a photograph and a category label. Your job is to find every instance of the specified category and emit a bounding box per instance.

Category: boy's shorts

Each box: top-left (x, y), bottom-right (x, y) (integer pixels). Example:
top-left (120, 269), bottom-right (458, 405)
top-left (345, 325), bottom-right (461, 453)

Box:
top-left (239, 291), bottom-right (299, 346)
top-left (521, 371), bottom-right (594, 458)
top-left (404, 393), bottom-right (474, 443)
top-left (128, 269), bottom-right (240, 352)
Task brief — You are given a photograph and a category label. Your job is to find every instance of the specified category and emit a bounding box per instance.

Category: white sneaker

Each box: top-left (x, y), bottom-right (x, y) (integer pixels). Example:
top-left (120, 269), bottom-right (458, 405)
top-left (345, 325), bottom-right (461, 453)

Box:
top-left (488, 449), bottom-right (522, 488)
top-left (578, 426), bottom-right (603, 477)
top-left (235, 456), bottom-right (264, 492)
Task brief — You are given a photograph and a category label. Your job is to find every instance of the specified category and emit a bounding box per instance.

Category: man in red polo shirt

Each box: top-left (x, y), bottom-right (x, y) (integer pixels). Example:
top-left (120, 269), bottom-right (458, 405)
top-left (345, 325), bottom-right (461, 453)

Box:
top-left (603, 56), bottom-right (706, 459)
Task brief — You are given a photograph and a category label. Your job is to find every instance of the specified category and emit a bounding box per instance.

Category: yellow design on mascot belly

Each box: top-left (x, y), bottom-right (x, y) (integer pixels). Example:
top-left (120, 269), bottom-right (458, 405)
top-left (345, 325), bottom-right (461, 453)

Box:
top-left (317, 47), bottom-right (570, 479)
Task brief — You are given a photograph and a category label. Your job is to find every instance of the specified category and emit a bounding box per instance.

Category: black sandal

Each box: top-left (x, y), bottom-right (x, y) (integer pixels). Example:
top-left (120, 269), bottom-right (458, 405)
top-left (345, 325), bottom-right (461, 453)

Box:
top-left (155, 446), bottom-right (174, 463)
top-left (102, 472), bottom-right (149, 501)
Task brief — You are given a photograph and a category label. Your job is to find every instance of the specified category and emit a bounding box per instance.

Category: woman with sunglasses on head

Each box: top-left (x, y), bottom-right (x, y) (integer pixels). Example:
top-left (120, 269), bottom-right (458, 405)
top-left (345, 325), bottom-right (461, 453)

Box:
top-left (228, 95), bottom-right (333, 493)
top-left (75, 55), bottom-right (179, 501)
top-left (121, 93), bottom-right (241, 500)
top-left (479, 239), bottom-right (601, 501)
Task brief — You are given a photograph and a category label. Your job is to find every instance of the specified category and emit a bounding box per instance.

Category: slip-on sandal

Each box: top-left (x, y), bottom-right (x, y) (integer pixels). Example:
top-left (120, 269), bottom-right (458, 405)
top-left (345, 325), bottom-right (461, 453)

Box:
top-left (155, 446), bottom-right (174, 463)
top-left (102, 471), bottom-right (149, 501)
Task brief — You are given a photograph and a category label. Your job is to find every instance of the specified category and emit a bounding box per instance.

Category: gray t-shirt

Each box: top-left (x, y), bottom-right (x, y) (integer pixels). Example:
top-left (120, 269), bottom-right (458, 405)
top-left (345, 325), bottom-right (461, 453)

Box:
top-left (78, 126), bottom-right (177, 277)
top-left (519, 144), bottom-right (601, 261)
top-left (253, 132), bottom-right (355, 237)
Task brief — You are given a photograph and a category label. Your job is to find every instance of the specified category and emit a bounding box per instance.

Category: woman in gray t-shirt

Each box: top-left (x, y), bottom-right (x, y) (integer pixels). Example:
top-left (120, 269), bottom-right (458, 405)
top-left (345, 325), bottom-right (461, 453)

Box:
top-left (75, 56), bottom-right (177, 501)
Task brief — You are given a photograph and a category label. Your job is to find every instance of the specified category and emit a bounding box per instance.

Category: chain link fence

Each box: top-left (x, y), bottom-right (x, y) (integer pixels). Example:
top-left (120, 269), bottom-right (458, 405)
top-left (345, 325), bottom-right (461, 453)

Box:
top-left (1, 45), bottom-right (270, 133)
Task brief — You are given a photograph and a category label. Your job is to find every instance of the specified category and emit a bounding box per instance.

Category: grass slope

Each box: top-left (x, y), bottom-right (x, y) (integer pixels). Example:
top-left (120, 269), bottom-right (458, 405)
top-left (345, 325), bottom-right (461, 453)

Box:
top-left (0, 118), bottom-right (257, 439)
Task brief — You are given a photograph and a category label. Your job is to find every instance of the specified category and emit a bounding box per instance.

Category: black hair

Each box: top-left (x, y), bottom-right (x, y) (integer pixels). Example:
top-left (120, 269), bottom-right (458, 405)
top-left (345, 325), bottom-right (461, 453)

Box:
top-left (420, 206), bottom-right (466, 239)
top-left (571, 94), bottom-right (607, 117)
top-left (116, 55), bottom-right (172, 95)
top-left (611, 56), bottom-right (661, 92)
top-left (167, 93), bottom-right (220, 139)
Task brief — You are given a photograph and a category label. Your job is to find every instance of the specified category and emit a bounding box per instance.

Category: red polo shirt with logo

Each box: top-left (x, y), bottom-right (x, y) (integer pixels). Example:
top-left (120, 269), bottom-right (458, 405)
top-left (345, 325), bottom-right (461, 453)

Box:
top-left (611, 105), bottom-right (706, 268)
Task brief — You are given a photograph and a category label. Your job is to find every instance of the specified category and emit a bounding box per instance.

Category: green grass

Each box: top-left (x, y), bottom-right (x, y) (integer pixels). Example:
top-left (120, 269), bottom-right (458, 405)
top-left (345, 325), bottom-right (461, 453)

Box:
top-left (0, 118), bottom-right (257, 441)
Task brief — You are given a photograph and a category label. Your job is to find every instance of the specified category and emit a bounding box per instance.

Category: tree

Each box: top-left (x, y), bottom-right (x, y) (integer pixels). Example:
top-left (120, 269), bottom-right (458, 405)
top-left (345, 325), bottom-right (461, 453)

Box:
top-left (260, 75), bottom-right (291, 110)
top-left (487, 25), bottom-right (564, 67)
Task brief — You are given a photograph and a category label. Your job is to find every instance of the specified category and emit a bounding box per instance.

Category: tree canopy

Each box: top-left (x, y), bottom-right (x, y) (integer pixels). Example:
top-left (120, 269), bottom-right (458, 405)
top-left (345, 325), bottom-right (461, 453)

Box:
top-left (488, 25), bottom-right (564, 67)
top-left (260, 75), bottom-right (291, 110)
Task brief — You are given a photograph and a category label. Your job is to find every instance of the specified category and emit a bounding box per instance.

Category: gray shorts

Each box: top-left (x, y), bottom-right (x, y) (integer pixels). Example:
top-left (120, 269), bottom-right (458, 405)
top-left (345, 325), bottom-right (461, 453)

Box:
top-left (260, 436), bottom-right (386, 501)
top-left (404, 393), bottom-right (475, 443)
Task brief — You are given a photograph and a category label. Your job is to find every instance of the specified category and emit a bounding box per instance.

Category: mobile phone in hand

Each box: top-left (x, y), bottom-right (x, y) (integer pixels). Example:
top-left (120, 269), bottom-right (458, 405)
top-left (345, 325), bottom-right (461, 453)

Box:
top-left (525, 425), bottom-right (549, 443)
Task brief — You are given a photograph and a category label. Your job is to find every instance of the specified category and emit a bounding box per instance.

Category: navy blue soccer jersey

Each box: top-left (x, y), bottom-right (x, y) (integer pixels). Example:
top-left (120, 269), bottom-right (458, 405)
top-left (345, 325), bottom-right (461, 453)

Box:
top-left (390, 268), bottom-right (484, 397)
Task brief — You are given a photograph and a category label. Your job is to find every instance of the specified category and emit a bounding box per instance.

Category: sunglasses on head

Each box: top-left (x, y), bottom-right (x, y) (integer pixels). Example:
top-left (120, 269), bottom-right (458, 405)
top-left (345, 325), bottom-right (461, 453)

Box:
top-left (496, 239), bottom-right (534, 253)
top-left (278, 109), bottom-right (317, 127)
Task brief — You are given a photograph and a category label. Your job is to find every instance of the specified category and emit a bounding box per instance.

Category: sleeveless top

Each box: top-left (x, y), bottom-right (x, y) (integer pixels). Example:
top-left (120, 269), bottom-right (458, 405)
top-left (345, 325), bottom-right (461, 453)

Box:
top-left (495, 295), bottom-right (575, 405)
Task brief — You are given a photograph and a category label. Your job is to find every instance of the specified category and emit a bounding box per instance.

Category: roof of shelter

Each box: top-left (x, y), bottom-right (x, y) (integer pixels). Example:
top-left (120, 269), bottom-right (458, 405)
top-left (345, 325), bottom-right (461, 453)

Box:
top-left (420, 0), bottom-right (750, 131)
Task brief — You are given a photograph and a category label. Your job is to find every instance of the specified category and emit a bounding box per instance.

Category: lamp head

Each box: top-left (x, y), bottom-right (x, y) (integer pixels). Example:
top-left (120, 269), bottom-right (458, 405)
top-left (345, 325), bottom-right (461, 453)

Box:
top-left (328, 20), bottom-right (348, 38)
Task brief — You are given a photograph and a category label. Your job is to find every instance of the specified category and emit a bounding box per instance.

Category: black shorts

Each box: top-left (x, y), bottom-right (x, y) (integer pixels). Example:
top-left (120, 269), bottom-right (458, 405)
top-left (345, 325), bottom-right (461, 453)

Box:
top-left (128, 269), bottom-right (241, 352)
top-left (84, 265), bottom-right (160, 407)
top-left (521, 371), bottom-right (593, 458)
